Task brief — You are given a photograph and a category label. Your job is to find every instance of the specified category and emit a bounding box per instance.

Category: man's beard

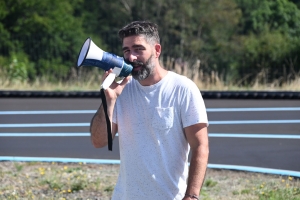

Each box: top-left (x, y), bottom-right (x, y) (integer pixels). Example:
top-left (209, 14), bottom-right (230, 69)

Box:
top-left (125, 54), bottom-right (155, 81)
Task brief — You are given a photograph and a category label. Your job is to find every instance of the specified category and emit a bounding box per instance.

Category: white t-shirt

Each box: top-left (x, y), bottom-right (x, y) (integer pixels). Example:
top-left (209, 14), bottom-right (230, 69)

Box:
top-left (112, 71), bottom-right (208, 200)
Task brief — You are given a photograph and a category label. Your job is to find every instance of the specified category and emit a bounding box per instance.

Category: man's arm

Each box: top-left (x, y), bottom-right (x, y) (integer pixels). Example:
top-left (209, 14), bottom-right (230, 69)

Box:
top-left (90, 70), bottom-right (130, 148)
top-left (183, 123), bottom-right (209, 200)
top-left (90, 102), bottom-right (117, 148)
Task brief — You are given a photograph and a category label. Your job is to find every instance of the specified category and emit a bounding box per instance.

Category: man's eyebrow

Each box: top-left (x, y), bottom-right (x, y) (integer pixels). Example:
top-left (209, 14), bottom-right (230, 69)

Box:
top-left (122, 44), bottom-right (145, 51)
top-left (122, 46), bottom-right (129, 51)
top-left (132, 44), bottom-right (145, 48)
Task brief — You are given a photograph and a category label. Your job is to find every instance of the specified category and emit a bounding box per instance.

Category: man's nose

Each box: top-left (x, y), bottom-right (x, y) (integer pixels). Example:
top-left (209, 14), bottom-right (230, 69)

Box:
top-left (127, 53), bottom-right (138, 62)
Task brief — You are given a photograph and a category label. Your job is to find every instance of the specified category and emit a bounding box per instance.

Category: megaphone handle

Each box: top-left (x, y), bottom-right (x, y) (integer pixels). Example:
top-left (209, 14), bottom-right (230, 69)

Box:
top-left (101, 73), bottom-right (116, 90)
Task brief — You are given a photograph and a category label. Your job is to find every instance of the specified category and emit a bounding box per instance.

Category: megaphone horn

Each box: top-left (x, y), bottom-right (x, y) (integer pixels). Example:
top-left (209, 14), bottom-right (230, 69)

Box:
top-left (77, 37), bottom-right (133, 89)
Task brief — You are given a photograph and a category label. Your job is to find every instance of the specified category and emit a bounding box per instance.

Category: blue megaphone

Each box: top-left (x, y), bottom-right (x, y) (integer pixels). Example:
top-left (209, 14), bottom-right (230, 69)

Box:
top-left (77, 37), bottom-right (133, 89)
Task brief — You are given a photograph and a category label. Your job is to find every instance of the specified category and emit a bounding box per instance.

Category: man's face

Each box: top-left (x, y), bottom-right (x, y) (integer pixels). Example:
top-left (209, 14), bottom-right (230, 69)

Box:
top-left (122, 35), bottom-right (156, 81)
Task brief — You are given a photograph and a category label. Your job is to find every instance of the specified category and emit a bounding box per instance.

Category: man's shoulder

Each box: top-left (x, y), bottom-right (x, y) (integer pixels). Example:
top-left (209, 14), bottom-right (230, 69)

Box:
top-left (167, 71), bottom-right (197, 88)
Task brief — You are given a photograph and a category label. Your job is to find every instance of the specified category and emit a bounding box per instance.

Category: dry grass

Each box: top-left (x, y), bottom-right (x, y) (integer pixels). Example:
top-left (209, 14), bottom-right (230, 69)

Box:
top-left (0, 75), bottom-right (299, 92)
top-left (0, 59), bottom-right (299, 91)
top-left (162, 57), bottom-right (300, 91)
top-left (0, 162), bottom-right (299, 200)
top-left (0, 162), bottom-right (118, 200)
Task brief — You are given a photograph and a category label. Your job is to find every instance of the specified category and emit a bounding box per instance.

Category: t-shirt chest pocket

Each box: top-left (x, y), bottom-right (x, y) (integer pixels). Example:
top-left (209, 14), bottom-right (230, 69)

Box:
top-left (152, 107), bottom-right (174, 130)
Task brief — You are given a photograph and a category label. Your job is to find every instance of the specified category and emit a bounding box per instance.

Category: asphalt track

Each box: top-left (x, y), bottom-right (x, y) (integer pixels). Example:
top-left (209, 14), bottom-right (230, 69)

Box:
top-left (0, 98), bottom-right (299, 176)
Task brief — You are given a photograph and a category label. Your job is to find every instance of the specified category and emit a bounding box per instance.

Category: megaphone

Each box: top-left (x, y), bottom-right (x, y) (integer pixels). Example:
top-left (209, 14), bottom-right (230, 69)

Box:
top-left (77, 37), bottom-right (133, 89)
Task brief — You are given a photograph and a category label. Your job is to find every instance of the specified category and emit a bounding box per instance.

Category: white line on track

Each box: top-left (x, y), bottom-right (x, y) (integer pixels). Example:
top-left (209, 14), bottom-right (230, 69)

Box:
top-left (0, 119), bottom-right (299, 128)
top-left (0, 132), bottom-right (299, 139)
top-left (0, 107), bottom-right (300, 115)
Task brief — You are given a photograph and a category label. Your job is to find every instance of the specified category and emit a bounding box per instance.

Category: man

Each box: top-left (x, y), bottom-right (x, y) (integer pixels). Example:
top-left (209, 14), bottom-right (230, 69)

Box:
top-left (90, 21), bottom-right (209, 200)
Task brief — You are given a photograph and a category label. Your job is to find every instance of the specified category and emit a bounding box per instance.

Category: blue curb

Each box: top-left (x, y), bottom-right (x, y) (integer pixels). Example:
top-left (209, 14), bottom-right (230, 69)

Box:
top-left (207, 164), bottom-right (300, 178)
top-left (0, 156), bottom-right (299, 177)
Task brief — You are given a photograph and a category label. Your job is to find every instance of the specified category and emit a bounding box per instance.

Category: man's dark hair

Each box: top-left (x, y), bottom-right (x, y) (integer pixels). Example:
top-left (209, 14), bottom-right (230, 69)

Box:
top-left (118, 21), bottom-right (160, 45)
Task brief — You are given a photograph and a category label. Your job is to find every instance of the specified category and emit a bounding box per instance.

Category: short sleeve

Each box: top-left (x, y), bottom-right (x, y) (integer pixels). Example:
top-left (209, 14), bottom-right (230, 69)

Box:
top-left (180, 79), bottom-right (208, 128)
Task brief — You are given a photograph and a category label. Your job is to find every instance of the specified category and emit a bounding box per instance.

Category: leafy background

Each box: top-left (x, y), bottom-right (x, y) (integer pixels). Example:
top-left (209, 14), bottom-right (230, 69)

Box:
top-left (0, 0), bottom-right (299, 89)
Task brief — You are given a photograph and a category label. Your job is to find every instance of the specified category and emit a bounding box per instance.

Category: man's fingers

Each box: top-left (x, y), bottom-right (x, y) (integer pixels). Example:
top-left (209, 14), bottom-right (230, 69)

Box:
top-left (119, 76), bottom-right (130, 87)
top-left (100, 69), bottom-right (130, 95)
top-left (101, 69), bottom-right (113, 82)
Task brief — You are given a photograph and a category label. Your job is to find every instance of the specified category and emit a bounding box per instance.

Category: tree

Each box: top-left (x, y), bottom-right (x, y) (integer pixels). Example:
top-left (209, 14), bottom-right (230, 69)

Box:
top-left (0, 0), bottom-right (86, 80)
top-left (234, 0), bottom-right (300, 85)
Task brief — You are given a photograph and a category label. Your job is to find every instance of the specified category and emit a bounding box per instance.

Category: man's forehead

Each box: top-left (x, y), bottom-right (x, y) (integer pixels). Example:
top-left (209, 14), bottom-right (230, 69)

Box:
top-left (122, 35), bottom-right (147, 46)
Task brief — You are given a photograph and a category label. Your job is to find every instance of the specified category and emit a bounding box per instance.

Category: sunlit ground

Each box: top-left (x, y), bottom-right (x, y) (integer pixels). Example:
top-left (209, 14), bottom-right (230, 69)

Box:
top-left (0, 162), bottom-right (299, 200)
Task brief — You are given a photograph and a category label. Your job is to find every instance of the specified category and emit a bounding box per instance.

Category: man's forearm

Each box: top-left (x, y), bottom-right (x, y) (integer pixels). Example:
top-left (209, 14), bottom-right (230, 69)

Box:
top-left (184, 145), bottom-right (209, 199)
top-left (90, 103), bottom-right (110, 148)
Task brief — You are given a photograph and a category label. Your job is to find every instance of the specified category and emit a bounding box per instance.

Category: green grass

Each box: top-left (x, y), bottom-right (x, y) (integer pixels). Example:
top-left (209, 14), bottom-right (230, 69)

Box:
top-left (1, 162), bottom-right (299, 200)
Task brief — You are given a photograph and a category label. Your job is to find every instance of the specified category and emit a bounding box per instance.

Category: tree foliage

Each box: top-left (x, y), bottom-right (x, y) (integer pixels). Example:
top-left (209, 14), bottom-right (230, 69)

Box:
top-left (235, 0), bottom-right (300, 84)
top-left (0, 0), bottom-right (299, 86)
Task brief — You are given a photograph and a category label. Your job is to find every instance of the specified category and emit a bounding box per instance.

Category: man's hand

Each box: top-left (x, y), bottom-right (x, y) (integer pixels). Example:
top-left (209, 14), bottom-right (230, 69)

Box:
top-left (101, 69), bottom-right (130, 106)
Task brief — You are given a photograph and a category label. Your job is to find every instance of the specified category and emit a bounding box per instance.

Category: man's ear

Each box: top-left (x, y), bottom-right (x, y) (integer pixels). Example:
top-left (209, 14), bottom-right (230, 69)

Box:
top-left (154, 44), bottom-right (161, 58)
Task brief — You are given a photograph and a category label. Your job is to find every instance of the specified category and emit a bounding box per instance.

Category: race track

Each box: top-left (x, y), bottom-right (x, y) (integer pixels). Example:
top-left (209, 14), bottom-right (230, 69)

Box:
top-left (0, 98), bottom-right (299, 176)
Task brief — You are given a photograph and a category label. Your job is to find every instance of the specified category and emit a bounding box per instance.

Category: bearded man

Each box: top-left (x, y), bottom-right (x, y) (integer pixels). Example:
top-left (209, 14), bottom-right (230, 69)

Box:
top-left (90, 21), bottom-right (209, 200)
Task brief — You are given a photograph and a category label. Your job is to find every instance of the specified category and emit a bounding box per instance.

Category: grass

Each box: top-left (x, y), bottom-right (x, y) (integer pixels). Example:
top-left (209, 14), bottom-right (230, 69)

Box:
top-left (0, 162), bottom-right (118, 200)
top-left (0, 162), bottom-right (299, 200)
top-left (0, 63), bottom-right (299, 91)
top-left (201, 169), bottom-right (300, 200)
top-left (1, 52), bottom-right (300, 92)
top-left (0, 76), bottom-right (299, 92)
